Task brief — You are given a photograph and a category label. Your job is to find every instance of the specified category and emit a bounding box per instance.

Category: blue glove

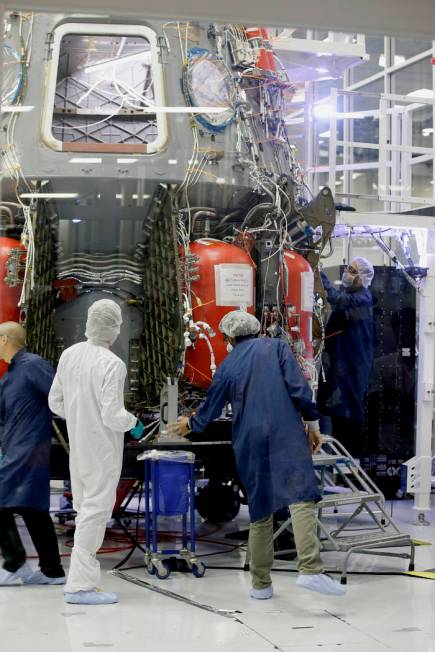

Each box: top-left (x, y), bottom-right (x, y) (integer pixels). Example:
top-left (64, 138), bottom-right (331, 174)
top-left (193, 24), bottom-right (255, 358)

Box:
top-left (130, 419), bottom-right (145, 439)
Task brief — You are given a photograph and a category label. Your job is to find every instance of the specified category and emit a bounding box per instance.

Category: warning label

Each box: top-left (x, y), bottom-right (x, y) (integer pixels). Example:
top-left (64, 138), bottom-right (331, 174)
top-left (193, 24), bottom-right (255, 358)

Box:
top-left (214, 264), bottom-right (254, 307)
top-left (301, 271), bottom-right (314, 312)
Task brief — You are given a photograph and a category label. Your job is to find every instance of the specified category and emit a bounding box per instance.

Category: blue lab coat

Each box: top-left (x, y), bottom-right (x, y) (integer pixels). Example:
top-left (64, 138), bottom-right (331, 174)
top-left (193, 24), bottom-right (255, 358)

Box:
top-left (190, 337), bottom-right (321, 523)
top-left (318, 272), bottom-right (374, 422)
top-left (0, 349), bottom-right (55, 511)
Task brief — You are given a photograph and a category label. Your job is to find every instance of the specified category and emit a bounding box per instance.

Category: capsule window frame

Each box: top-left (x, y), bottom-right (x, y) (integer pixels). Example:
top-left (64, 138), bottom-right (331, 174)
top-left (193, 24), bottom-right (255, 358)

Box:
top-left (41, 22), bottom-right (168, 155)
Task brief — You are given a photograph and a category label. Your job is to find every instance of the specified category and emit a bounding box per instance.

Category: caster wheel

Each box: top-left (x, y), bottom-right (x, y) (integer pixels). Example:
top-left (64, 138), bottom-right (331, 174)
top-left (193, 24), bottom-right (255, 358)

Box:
top-left (191, 562), bottom-right (206, 578)
top-left (340, 577), bottom-right (347, 585)
top-left (147, 562), bottom-right (156, 575)
top-left (155, 561), bottom-right (170, 580)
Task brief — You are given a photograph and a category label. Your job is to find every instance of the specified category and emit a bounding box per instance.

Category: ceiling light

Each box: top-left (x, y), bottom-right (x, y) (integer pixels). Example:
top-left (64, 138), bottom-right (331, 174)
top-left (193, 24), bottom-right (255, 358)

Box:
top-left (117, 158), bottom-right (138, 164)
top-left (131, 106), bottom-right (229, 114)
top-left (20, 193), bottom-right (79, 199)
top-left (216, 177), bottom-right (226, 184)
top-left (69, 157), bottom-right (102, 164)
top-left (72, 218), bottom-right (82, 223)
top-left (168, 159), bottom-right (178, 165)
top-left (1, 105), bottom-right (34, 113)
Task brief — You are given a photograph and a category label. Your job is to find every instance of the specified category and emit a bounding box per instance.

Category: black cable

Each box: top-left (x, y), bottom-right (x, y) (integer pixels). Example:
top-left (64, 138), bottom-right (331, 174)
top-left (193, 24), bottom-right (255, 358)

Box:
top-left (112, 482), bottom-right (145, 570)
top-left (204, 565), bottom-right (412, 577)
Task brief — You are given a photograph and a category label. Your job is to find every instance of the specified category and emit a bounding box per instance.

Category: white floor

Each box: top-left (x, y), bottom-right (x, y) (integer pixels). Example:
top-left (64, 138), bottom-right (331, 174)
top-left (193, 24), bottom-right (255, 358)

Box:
top-left (1, 499), bottom-right (435, 652)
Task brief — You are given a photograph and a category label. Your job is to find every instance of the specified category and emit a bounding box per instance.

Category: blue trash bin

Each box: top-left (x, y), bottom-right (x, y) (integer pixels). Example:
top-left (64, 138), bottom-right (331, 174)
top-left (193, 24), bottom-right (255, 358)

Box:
top-left (158, 459), bottom-right (190, 515)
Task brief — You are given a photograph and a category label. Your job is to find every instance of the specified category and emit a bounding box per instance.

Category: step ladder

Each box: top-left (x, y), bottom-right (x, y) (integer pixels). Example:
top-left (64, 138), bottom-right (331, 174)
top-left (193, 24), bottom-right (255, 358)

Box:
top-left (245, 436), bottom-right (415, 584)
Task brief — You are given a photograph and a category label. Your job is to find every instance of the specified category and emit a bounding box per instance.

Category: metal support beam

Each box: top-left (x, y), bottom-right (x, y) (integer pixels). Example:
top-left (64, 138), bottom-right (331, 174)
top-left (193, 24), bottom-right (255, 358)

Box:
top-left (414, 231), bottom-right (435, 518)
top-left (5, 0), bottom-right (435, 40)
top-left (335, 212), bottom-right (435, 230)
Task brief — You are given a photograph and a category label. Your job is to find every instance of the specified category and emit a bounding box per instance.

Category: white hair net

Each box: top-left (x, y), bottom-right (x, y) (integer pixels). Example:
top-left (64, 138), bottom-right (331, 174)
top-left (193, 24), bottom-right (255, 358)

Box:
top-left (219, 310), bottom-right (261, 338)
top-left (353, 257), bottom-right (375, 288)
top-left (85, 299), bottom-right (123, 347)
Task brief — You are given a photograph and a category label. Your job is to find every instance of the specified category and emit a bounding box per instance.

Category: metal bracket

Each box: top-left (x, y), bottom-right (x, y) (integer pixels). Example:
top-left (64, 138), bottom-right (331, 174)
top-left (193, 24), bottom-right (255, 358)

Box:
top-left (423, 383), bottom-right (435, 401)
top-left (426, 318), bottom-right (435, 334)
top-left (45, 32), bottom-right (54, 61)
top-left (157, 36), bottom-right (169, 64)
top-left (159, 378), bottom-right (185, 443)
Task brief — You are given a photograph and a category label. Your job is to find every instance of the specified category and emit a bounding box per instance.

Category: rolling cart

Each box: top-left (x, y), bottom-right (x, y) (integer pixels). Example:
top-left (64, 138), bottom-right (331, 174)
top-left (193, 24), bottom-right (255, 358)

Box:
top-left (138, 449), bottom-right (206, 579)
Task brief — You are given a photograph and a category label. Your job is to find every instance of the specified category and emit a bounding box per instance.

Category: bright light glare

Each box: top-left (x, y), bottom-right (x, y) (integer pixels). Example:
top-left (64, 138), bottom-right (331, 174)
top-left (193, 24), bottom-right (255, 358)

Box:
top-left (407, 88), bottom-right (433, 99)
top-left (1, 105), bottom-right (34, 113)
top-left (69, 157), bottom-right (102, 164)
top-left (137, 107), bottom-right (229, 114)
top-left (313, 103), bottom-right (333, 119)
top-left (20, 193), bottom-right (79, 199)
top-left (379, 54), bottom-right (405, 67)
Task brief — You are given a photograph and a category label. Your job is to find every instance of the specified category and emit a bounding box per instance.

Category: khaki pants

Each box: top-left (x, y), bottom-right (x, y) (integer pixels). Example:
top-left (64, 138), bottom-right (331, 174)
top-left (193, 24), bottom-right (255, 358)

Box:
top-left (249, 501), bottom-right (323, 590)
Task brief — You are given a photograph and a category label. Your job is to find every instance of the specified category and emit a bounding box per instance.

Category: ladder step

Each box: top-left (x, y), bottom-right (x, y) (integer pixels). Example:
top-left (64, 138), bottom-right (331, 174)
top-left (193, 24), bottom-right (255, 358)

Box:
top-left (313, 454), bottom-right (353, 466)
top-left (321, 532), bottom-right (411, 552)
top-left (318, 491), bottom-right (383, 508)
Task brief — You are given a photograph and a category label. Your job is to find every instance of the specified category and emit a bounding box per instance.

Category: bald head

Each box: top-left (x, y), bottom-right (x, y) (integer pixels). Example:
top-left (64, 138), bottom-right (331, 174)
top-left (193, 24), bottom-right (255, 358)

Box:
top-left (0, 322), bottom-right (26, 363)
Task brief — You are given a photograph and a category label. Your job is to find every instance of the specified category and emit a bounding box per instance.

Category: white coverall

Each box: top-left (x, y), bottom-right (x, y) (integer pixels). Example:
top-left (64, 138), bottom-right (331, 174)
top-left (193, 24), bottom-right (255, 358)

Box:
top-left (48, 341), bottom-right (136, 593)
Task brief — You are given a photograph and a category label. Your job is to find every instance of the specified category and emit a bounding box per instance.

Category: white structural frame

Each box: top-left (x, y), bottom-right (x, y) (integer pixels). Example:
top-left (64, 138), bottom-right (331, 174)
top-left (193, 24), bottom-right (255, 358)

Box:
top-left (378, 93), bottom-right (435, 208)
top-left (304, 39), bottom-right (435, 517)
top-left (325, 88), bottom-right (435, 211)
top-left (41, 21), bottom-right (168, 154)
top-left (272, 31), bottom-right (367, 59)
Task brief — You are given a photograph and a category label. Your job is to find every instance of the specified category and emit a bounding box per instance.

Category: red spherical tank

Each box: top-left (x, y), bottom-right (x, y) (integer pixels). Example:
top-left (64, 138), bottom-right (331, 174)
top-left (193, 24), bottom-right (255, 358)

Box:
top-left (282, 250), bottom-right (314, 361)
top-left (182, 238), bottom-right (256, 389)
top-left (0, 237), bottom-right (26, 377)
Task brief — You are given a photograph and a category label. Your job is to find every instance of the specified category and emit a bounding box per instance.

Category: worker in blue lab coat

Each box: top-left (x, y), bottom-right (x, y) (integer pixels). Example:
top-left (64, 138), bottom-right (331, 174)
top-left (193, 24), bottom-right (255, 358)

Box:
top-left (0, 322), bottom-right (65, 586)
top-left (168, 310), bottom-right (346, 600)
top-left (317, 257), bottom-right (375, 456)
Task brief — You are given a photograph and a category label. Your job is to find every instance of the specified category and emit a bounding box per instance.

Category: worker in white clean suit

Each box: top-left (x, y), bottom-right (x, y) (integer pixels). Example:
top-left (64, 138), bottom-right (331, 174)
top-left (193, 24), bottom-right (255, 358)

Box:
top-left (49, 299), bottom-right (143, 605)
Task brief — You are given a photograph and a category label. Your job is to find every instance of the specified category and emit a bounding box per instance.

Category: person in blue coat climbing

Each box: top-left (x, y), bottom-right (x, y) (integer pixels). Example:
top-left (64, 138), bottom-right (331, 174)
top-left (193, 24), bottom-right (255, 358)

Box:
top-left (0, 322), bottom-right (65, 586)
top-left (318, 257), bottom-right (375, 456)
top-left (168, 310), bottom-right (345, 600)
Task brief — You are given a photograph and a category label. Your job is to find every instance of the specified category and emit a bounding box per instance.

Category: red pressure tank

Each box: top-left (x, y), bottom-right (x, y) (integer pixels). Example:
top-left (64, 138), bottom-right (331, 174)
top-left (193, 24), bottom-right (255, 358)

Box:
top-left (0, 237), bottom-right (26, 377)
top-left (182, 238), bottom-right (256, 389)
top-left (282, 251), bottom-right (314, 361)
top-left (245, 27), bottom-right (277, 72)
